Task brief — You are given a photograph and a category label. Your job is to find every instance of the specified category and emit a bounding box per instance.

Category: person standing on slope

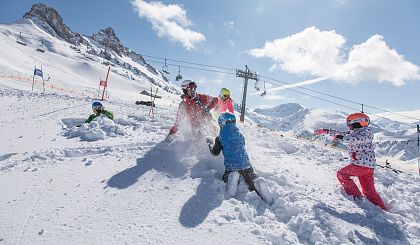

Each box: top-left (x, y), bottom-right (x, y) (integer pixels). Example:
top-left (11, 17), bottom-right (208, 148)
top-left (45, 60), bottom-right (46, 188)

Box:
top-left (168, 80), bottom-right (218, 137)
top-left (206, 112), bottom-right (273, 204)
top-left (211, 87), bottom-right (234, 121)
top-left (85, 101), bottom-right (114, 123)
top-left (315, 112), bottom-right (386, 210)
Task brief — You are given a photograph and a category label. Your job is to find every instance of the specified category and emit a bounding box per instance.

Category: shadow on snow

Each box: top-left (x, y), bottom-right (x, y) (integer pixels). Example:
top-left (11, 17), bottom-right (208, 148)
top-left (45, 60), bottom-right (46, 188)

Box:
top-left (106, 139), bottom-right (190, 189)
top-left (314, 203), bottom-right (409, 245)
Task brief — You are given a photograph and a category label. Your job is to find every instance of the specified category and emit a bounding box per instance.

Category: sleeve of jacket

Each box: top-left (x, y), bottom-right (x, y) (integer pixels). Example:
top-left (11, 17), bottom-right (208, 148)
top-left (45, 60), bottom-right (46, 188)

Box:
top-left (105, 111), bottom-right (114, 120)
top-left (201, 94), bottom-right (218, 109)
top-left (85, 114), bottom-right (95, 123)
top-left (226, 99), bottom-right (234, 113)
top-left (343, 127), bottom-right (373, 144)
top-left (169, 102), bottom-right (184, 135)
top-left (210, 136), bottom-right (223, 156)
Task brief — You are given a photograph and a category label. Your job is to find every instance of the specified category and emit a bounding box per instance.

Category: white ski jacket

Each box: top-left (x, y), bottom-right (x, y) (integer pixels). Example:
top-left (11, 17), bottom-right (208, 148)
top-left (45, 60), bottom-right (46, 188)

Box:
top-left (330, 127), bottom-right (376, 168)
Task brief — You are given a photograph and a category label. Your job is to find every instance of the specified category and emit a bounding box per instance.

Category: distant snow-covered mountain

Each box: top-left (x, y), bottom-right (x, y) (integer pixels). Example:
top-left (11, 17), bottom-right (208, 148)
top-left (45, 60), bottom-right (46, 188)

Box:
top-left (248, 103), bottom-right (310, 131)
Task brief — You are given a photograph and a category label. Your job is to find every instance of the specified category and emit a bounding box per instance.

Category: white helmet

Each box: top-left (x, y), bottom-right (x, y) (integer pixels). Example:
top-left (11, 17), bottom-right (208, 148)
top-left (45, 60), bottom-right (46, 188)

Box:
top-left (181, 80), bottom-right (197, 94)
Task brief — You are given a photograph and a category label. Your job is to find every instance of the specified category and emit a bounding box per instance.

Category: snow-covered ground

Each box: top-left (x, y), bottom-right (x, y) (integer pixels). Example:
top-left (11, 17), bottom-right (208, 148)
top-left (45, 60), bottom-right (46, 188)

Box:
top-left (0, 87), bottom-right (419, 245)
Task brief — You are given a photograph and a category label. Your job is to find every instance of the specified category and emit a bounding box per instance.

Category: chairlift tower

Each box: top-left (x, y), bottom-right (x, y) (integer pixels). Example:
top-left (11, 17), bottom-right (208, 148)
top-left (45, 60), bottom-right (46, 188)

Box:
top-left (236, 65), bottom-right (259, 122)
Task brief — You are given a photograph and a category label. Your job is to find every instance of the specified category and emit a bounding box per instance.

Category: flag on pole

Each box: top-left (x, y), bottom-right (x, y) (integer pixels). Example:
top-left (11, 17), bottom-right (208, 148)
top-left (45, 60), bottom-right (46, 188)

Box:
top-left (34, 68), bottom-right (43, 77)
top-left (100, 80), bottom-right (107, 87)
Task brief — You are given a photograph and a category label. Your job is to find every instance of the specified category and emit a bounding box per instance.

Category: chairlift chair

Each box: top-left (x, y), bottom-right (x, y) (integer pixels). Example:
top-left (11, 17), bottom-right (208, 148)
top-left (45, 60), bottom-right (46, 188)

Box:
top-left (162, 58), bottom-right (170, 74)
top-left (254, 80), bottom-right (260, 91)
top-left (36, 41), bottom-right (45, 53)
top-left (175, 66), bottom-right (182, 81)
top-left (16, 32), bottom-right (27, 46)
top-left (261, 81), bottom-right (267, 96)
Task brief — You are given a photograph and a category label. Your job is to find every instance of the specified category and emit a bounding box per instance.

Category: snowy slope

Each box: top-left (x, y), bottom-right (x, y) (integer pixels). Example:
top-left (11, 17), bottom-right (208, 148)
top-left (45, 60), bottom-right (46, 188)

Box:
top-left (0, 18), bottom-right (179, 105)
top-left (0, 88), bottom-right (419, 245)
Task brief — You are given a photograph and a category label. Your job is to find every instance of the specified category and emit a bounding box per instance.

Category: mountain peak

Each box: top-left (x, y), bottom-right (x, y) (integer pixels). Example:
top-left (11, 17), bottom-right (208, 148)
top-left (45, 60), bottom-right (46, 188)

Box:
top-left (91, 27), bottom-right (128, 56)
top-left (23, 3), bottom-right (85, 44)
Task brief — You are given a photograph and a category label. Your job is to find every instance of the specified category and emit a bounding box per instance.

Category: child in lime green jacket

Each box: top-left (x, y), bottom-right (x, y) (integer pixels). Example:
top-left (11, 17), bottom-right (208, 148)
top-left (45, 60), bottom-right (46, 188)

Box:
top-left (85, 101), bottom-right (114, 123)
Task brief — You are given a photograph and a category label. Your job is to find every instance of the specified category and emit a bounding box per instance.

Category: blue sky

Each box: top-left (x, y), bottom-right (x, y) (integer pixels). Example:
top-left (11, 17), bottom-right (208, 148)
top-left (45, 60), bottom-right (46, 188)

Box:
top-left (1, 0), bottom-right (420, 114)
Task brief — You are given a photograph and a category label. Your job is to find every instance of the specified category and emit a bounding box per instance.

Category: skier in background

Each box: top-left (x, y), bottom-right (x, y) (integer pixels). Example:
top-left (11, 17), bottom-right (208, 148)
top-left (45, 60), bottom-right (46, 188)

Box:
top-left (168, 80), bottom-right (218, 138)
top-left (207, 112), bottom-right (273, 204)
top-left (315, 112), bottom-right (386, 210)
top-left (211, 87), bottom-right (234, 121)
top-left (85, 101), bottom-right (114, 123)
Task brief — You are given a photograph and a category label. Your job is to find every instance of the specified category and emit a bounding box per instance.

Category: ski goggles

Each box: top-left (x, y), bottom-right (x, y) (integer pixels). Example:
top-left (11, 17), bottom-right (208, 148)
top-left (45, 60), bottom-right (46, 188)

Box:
top-left (93, 105), bottom-right (103, 112)
top-left (346, 117), bottom-right (369, 127)
top-left (186, 82), bottom-right (197, 89)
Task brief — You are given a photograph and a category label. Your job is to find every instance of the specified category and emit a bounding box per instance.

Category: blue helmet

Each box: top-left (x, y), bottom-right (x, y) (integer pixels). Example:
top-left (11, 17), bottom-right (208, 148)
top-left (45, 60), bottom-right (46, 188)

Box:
top-left (92, 101), bottom-right (103, 112)
top-left (218, 112), bottom-right (236, 127)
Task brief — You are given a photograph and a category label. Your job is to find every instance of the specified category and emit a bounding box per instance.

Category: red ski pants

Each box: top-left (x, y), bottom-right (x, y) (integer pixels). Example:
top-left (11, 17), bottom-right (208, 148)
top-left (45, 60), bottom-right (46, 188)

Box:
top-left (337, 164), bottom-right (386, 210)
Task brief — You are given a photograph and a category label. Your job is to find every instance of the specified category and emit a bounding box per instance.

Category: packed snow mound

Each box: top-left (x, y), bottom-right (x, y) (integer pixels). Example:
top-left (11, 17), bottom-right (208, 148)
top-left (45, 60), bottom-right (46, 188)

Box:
top-left (64, 116), bottom-right (127, 141)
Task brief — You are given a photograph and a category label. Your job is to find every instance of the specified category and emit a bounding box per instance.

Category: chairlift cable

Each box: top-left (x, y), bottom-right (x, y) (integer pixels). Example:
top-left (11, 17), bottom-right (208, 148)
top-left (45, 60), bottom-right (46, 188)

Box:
top-left (3, 27), bottom-right (418, 123)
top-left (260, 75), bottom-right (420, 122)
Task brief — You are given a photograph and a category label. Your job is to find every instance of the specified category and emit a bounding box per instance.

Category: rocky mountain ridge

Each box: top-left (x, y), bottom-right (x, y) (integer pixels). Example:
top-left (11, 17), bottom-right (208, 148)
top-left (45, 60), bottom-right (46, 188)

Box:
top-left (22, 3), bottom-right (176, 93)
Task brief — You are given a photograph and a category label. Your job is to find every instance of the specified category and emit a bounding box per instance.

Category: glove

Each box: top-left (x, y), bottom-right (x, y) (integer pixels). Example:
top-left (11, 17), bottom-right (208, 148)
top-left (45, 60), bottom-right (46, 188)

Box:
top-left (206, 137), bottom-right (213, 146)
top-left (314, 128), bottom-right (329, 135)
top-left (202, 106), bottom-right (210, 115)
top-left (168, 126), bottom-right (177, 135)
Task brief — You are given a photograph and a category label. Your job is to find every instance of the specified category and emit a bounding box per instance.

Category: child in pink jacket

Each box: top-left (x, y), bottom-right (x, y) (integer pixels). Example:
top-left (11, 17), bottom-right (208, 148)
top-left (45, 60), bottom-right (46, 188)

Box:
top-left (216, 87), bottom-right (234, 113)
top-left (316, 112), bottom-right (386, 210)
top-left (211, 88), bottom-right (234, 121)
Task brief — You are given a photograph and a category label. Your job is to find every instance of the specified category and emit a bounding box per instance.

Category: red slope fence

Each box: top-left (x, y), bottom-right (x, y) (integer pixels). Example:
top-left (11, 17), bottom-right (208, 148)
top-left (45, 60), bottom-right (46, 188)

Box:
top-left (0, 73), bottom-right (110, 99)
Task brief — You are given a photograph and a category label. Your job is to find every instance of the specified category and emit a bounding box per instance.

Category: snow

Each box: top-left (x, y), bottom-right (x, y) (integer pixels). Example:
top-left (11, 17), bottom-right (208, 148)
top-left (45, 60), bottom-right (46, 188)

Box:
top-left (1, 15), bottom-right (419, 245)
top-left (1, 88), bottom-right (419, 245)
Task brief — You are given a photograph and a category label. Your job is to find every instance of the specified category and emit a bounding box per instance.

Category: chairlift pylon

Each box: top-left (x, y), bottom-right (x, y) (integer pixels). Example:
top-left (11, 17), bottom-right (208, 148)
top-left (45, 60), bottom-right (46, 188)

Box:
top-left (162, 58), bottom-right (170, 74)
top-left (16, 32), bottom-right (27, 46)
top-left (175, 66), bottom-right (182, 81)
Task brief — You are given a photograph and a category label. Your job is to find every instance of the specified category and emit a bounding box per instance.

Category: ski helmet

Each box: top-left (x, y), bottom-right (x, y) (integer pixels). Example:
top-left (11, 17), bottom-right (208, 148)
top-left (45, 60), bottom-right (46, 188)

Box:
top-left (346, 112), bottom-right (370, 128)
top-left (220, 88), bottom-right (230, 98)
top-left (218, 112), bottom-right (236, 127)
top-left (181, 80), bottom-right (197, 94)
top-left (92, 101), bottom-right (104, 112)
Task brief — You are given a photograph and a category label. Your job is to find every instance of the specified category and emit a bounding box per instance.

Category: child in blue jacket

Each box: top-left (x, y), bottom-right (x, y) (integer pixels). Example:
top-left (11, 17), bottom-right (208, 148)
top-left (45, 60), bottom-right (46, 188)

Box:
top-left (206, 112), bottom-right (259, 194)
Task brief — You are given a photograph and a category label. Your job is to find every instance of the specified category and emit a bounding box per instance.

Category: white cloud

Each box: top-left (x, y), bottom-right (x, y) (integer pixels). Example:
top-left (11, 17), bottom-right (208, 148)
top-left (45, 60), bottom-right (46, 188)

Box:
top-left (248, 26), bottom-right (420, 86)
top-left (227, 40), bottom-right (236, 47)
top-left (131, 0), bottom-right (205, 50)
top-left (223, 21), bottom-right (235, 29)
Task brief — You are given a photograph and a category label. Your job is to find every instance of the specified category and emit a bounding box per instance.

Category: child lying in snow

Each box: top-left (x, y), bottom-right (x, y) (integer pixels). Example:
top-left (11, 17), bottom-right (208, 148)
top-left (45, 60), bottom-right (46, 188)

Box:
top-left (206, 112), bottom-right (272, 204)
top-left (315, 112), bottom-right (386, 210)
top-left (85, 101), bottom-right (114, 123)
